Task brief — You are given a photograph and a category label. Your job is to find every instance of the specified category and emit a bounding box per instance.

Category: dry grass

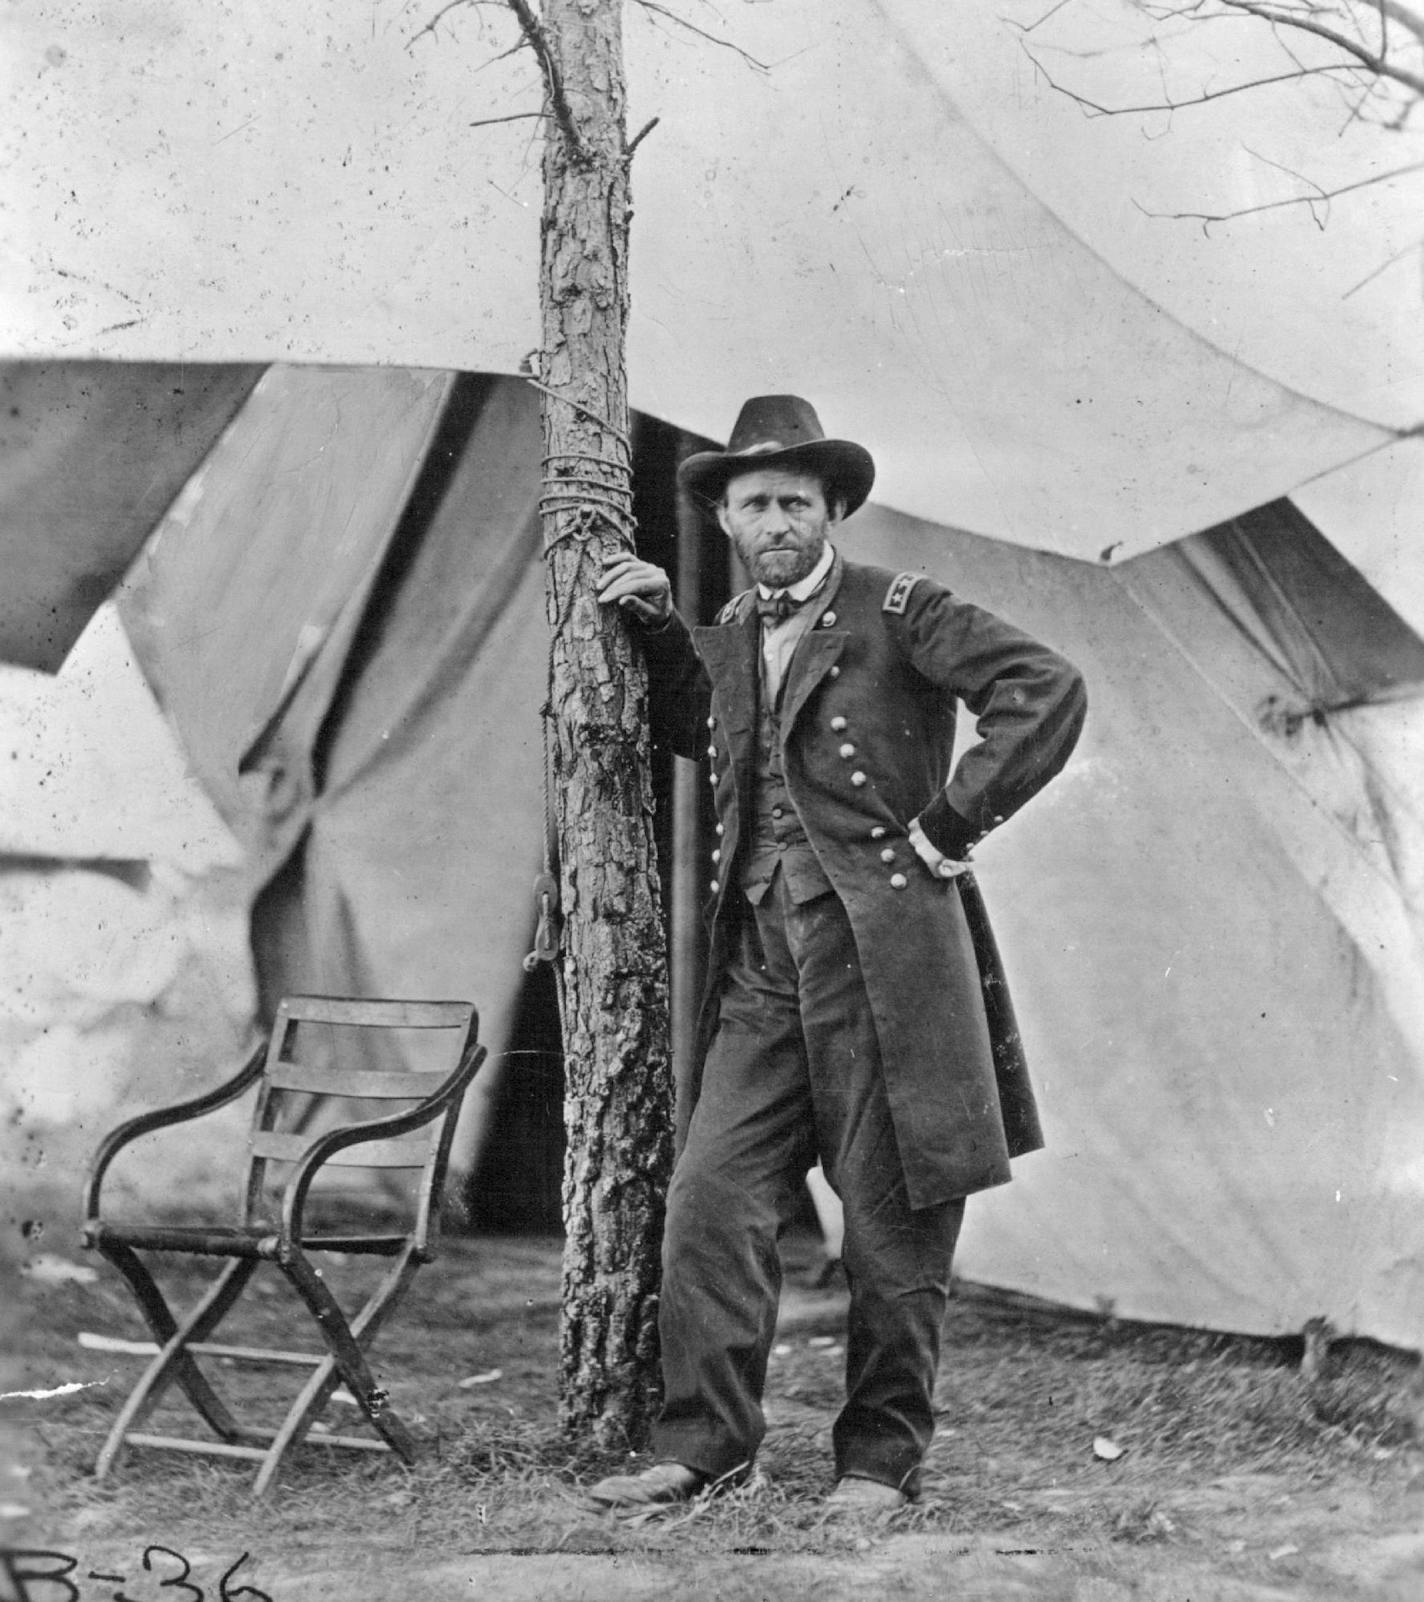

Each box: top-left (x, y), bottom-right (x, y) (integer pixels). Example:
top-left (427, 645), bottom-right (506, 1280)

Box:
top-left (7, 1230), bottom-right (1420, 1569)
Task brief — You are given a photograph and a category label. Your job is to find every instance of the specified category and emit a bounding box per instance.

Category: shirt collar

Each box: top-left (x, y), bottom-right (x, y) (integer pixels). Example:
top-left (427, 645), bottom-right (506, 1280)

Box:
top-left (757, 541), bottom-right (835, 603)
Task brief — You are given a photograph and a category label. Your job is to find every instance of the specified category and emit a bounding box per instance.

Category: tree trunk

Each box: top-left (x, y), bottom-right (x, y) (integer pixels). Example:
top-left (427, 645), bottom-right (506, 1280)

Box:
top-left (529, 0), bottom-right (674, 1448)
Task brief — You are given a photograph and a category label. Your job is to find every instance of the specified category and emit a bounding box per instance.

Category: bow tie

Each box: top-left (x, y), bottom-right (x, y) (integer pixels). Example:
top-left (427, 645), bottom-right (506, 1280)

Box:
top-left (756, 590), bottom-right (805, 625)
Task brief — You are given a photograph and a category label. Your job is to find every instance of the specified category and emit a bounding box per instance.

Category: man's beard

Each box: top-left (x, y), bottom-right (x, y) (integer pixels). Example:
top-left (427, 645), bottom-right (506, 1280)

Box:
top-left (738, 532), bottom-right (827, 590)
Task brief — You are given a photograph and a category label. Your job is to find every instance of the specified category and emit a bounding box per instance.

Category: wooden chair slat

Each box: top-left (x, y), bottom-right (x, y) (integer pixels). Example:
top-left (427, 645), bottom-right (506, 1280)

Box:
top-left (126, 1434), bottom-right (271, 1462)
top-left (265, 1064), bottom-right (453, 1098)
top-left (250, 1131), bottom-right (432, 1168)
top-left (188, 1343), bottom-right (323, 1365)
top-left (248, 1132), bottom-right (314, 1163)
top-left (276, 997), bottom-right (475, 1030)
top-left (323, 1137), bottom-right (432, 1169)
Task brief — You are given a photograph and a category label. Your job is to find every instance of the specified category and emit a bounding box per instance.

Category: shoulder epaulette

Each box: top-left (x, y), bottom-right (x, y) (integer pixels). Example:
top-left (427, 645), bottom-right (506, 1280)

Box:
top-left (716, 589), bottom-right (754, 625)
top-left (883, 572), bottom-right (923, 615)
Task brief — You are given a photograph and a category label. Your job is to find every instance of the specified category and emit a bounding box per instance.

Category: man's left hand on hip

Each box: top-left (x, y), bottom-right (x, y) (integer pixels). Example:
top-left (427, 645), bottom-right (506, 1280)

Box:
top-left (908, 818), bottom-right (972, 881)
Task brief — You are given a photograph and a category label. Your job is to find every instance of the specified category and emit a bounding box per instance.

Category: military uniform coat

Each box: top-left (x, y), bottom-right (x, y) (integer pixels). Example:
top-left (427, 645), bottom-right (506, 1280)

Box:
top-left (643, 555), bottom-right (1086, 1208)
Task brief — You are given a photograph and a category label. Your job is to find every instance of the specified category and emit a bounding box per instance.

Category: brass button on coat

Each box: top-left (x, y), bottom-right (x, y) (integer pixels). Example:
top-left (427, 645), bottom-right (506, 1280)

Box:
top-left (830, 716), bottom-right (848, 732)
top-left (838, 743), bottom-right (856, 759)
top-left (880, 847), bottom-right (896, 864)
top-left (870, 826), bottom-right (887, 840)
top-left (890, 873), bottom-right (908, 890)
top-left (850, 771), bottom-right (867, 787)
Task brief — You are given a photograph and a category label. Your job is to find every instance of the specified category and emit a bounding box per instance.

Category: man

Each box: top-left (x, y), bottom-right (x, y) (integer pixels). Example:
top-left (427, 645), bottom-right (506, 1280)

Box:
top-left (590, 396), bottom-right (1086, 1513)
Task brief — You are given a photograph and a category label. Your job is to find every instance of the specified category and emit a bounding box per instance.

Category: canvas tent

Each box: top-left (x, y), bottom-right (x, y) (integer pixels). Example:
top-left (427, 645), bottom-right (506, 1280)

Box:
top-left (0, 604), bottom-right (251, 1222)
top-left (3, 2), bottom-right (1424, 1347)
top-left (5, 356), bottom-right (1417, 1348)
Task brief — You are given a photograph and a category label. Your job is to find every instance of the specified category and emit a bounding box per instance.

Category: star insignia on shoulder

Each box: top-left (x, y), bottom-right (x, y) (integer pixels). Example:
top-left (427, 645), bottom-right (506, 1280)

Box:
top-left (883, 572), bottom-right (923, 615)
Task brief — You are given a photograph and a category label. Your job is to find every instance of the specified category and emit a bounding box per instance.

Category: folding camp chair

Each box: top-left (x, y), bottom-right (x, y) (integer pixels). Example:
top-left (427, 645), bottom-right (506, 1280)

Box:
top-left (81, 995), bottom-right (487, 1495)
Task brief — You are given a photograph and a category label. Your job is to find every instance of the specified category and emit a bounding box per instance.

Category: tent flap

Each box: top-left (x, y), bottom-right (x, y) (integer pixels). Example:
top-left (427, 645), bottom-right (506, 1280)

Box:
top-left (1178, 503), bottom-right (1424, 714)
top-left (0, 363), bottom-right (260, 670)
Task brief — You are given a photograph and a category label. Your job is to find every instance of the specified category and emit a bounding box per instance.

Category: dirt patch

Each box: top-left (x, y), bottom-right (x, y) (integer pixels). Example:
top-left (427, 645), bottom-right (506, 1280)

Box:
top-left (3, 1231), bottom-right (1421, 1600)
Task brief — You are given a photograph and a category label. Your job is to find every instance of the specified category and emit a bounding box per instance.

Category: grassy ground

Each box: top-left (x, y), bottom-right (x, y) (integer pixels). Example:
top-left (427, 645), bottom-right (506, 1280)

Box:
top-left (5, 1228), bottom-right (1423, 1599)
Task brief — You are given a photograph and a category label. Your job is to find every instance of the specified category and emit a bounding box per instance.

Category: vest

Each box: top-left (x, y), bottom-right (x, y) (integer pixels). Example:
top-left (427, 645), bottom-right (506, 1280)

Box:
top-left (740, 660), bottom-right (834, 906)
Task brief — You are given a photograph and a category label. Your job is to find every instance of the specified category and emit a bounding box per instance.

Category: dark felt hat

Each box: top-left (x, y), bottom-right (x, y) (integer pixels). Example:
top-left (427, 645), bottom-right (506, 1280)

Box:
top-left (677, 395), bottom-right (875, 516)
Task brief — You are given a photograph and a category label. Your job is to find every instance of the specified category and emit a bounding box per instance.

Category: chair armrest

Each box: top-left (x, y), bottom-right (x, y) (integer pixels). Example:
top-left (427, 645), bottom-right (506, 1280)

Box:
top-left (82, 1040), bottom-right (268, 1230)
top-left (280, 1039), bottom-right (488, 1245)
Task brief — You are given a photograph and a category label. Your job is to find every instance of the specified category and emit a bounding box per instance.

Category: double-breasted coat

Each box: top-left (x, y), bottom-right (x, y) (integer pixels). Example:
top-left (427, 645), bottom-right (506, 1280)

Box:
top-left (642, 554), bottom-right (1087, 1208)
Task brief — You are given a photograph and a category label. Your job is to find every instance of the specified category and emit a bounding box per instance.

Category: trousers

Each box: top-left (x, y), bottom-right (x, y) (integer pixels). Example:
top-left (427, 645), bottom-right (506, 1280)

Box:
top-left (651, 869), bottom-right (965, 1492)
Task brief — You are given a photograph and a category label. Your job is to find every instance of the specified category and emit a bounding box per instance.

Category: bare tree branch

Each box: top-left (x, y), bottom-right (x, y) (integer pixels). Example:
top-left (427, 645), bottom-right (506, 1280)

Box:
top-left (1021, 39), bottom-right (1358, 116)
top-left (1138, 0), bottom-right (1424, 48)
top-left (1139, 0), bottom-right (1300, 28)
top-left (1244, 142), bottom-right (1336, 223)
top-left (626, 115), bottom-right (661, 159)
top-left (504, 0), bottom-right (592, 162)
top-left (473, 37), bottom-right (536, 75)
top-left (1134, 154), bottom-right (1424, 230)
top-left (409, 0), bottom-right (538, 82)
top-left (1218, 0), bottom-right (1424, 95)
top-left (631, 0), bottom-right (770, 70)
top-left (1334, 70), bottom-right (1383, 130)
top-left (469, 110), bottom-right (549, 128)
top-left (1018, 0), bottom-right (1078, 33)
top-left (1344, 228), bottom-right (1424, 292)
top-left (407, 0), bottom-right (507, 51)
top-left (409, 0), bottom-right (467, 50)
top-left (1381, 0), bottom-right (1424, 49)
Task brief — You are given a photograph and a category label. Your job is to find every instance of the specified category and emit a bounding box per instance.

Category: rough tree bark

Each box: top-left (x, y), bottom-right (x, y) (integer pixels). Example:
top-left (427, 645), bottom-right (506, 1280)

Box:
top-left (510, 0), bottom-right (674, 1447)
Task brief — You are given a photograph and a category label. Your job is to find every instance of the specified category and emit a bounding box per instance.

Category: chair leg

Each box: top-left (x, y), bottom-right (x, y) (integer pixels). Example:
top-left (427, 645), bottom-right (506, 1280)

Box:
top-left (342, 1240), bottom-right (426, 1353)
top-left (251, 1358), bottom-right (351, 1498)
top-left (263, 1244), bottom-right (424, 1478)
top-left (94, 1248), bottom-right (258, 1478)
top-left (279, 1248), bottom-right (418, 1444)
